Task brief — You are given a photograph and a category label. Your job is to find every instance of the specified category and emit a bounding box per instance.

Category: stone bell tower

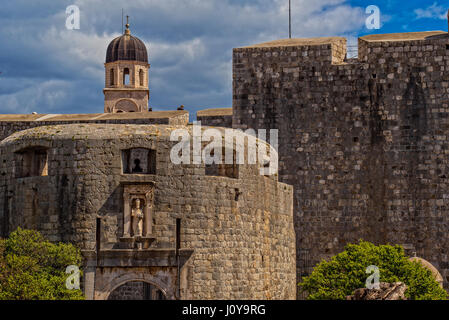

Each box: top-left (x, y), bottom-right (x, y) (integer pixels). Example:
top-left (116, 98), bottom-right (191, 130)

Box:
top-left (103, 17), bottom-right (150, 113)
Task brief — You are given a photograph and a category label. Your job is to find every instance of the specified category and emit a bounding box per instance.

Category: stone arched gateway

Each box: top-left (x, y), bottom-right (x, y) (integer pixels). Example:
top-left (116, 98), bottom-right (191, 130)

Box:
top-left (100, 271), bottom-right (171, 300)
top-left (108, 280), bottom-right (167, 300)
top-left (82, 249), bottom-right (193, 300)
top-left (0, 124), bottom-right (296, 299)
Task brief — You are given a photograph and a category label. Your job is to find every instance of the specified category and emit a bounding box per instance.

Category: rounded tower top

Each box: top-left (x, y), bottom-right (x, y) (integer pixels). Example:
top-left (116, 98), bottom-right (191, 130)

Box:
top-left (105, 18), bottom-right (148, 64)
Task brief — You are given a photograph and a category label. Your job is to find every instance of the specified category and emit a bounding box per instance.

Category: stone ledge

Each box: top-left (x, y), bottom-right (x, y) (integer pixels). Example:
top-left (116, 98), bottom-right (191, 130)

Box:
top-left (359, 31), bottom-right (447, 43)
top-left (120, 175), bottom-right (157, 184)
top-left (197, 108), bottom-right (233, 117)
top-left (82, 248), bottom-right (194, 268)
top-left (119, 236), bottom-right (156, 249)
top-left (238, 37), bottom-right (346, 49)
top-left (119, 236), bottom-right (156, 243)
top-left (0, 110), bottom-right (189, 122)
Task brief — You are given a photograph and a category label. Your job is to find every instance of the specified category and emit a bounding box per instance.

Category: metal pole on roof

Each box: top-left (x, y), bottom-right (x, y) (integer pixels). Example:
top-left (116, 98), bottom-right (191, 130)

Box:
top-left (289, 0), bottom-right (292, 39)
top-left (122, 8), bottom-right (124, 33)
top-left (175, 218), bottom-right (181, 299)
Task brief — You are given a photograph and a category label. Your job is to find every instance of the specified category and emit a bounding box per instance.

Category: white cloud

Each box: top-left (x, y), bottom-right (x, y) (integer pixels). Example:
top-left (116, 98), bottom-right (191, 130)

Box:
top-left (415, 3), bottom-right (447, 20)
top-left (0, 80), bottom-right (72, 114)
top-left (150, 38), bottom-right (207, 69)
top-left (38, 27), bottom-right (115, 81)
top-left (0, 0), bottom-right (367, 114)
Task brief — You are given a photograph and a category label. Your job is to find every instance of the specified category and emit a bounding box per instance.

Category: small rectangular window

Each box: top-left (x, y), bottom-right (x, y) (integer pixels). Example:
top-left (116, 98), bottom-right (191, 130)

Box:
top-left (122, 148), bottom-right (156, 174)
top-left (139, 70), bottom-right (144, 87)
top-left (123, 68), bottom-right (130, 85)
top-left (15, 147), bottom-right (48, 178)
top-left (205, 148), bottom-right (238, 179)
top-left (110, 68), bottom-right (115, 86)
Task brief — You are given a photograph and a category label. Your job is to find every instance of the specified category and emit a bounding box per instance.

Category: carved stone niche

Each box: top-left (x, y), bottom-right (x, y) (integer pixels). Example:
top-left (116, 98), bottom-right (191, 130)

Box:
top-left (120, 183), bottom-right (156, 248)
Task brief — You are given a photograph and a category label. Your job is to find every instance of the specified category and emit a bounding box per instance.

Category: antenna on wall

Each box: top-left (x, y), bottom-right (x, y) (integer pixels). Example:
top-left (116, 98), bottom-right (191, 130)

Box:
top-left (289, 0), bottom-right (292, 39)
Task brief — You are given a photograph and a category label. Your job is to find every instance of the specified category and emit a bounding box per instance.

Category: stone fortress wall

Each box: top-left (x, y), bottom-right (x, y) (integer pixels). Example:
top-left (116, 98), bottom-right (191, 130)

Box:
top-left (0, 124), bottom-right (295, 299)
top-left (197, 108), bottom-right (233, 128)
top-left (1, 22), bottom-right (448, 299)
top-left (0, 18), bottom-right (299, 300)
top-left (228, 31), bottom-right (449, 289)
top-left (0, 111), bottom-right (189, 141)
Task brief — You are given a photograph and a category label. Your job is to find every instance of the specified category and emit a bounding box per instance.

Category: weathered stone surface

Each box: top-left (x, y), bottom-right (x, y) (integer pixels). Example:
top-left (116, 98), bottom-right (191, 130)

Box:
top-left (0, 124), bottom-right (296, 300)
top-left (2, 23), bottom-right (449, 301)
top-left (197, 108), bottom-right (233, 128)
top-left (347, 282), bottom-right (408, 300)
top-left (232, 31), bottom-right (449, 294)
top-left (0, 111), bottom-right (189, 141)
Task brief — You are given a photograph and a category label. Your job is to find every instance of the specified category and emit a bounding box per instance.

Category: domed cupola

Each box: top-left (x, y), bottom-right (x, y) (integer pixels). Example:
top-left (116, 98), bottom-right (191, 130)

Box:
top-left (105, 22), bottom-right (148, 63)
top-left (103, 17), bottom-right (150, 114)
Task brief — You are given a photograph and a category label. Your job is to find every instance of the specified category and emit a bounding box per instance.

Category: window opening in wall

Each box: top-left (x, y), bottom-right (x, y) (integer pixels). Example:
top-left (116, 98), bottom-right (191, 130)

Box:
top-left (122, 148), bottom-right (156, 174)
top-left (139, 69), bottom-right (144, 86)
top-left (205, 148), bottom-right (238, 179)
top-left (110, 68), bottom-right (115, 86)
top-left (263, 161), bottom-right (270, 177)
top-left (15, 147), bottom-right (48, 178)
top-left (123, 68), bottom-right (130, 85)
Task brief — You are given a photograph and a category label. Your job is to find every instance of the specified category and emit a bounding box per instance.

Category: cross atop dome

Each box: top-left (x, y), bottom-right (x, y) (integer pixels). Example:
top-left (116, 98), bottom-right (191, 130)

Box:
top-left (125, 15), bottom-right (131, 35)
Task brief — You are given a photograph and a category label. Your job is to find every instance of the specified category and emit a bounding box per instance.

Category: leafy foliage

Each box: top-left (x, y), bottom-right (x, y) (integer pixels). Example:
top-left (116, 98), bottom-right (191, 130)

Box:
top-left (299, 241), bottom-right (447, 300)
top-left (0, 228), bottom-right (84, 300)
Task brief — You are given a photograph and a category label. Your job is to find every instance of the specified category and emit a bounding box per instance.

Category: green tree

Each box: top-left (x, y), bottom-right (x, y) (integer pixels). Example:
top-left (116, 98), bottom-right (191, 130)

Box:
top-left (0, 228), bottom-right (84, 300)
top-left (299, 241), bottom-right (447, 300)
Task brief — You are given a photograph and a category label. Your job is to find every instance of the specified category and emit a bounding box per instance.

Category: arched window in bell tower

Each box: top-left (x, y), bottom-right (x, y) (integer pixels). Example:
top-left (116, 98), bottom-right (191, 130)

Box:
top-left (139, 69), bottom-right (144, 87)
top-left (110, 68), bottom-right (115, 86)
top-left (123, 68), bottom-right (130, 86)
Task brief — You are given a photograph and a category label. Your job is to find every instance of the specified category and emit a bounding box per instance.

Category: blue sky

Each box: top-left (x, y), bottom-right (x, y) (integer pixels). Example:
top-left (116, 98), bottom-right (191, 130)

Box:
top-left (0, 0), bottom-right (447, 117)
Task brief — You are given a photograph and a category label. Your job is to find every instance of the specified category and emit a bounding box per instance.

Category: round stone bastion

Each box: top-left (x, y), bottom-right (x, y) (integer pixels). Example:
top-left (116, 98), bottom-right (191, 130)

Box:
top-left (0, 124), bottom-right (295, 300)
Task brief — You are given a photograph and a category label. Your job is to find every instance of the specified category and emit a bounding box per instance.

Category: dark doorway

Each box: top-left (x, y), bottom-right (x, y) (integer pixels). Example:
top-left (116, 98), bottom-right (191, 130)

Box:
top-left (108, 281), bottom-right (167, 300)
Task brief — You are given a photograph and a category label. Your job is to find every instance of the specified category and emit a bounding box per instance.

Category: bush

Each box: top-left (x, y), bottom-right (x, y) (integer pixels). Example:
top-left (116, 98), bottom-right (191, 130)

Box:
top-left (299, 241), bottom-right (447, 300)
top-left (0, 228), bottom-right (84, 300)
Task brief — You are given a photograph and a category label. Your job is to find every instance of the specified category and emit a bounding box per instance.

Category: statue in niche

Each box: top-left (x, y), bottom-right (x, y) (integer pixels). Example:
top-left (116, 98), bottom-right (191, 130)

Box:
top-left (122, 184), bottom-right (155, 244)
top-left (132, 158), bottom-right (143, 173)
top-left (131, 198), bottom-right (144, 237)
